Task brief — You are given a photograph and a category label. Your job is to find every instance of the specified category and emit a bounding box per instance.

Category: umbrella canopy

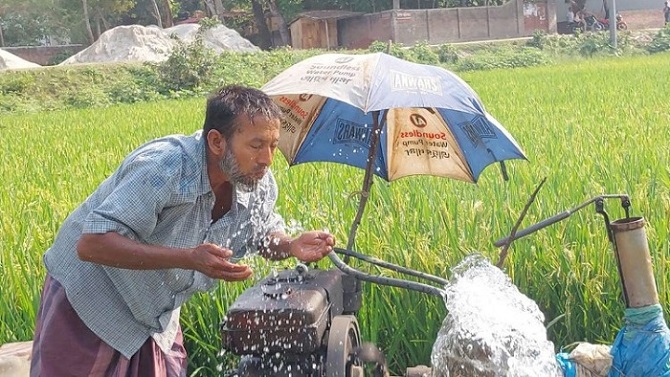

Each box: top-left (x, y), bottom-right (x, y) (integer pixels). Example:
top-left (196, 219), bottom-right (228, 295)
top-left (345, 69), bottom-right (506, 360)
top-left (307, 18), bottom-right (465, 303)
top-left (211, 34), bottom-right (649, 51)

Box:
top-left (261, 52), bottom-right (527, 183)
top-left (261, 52), bottom-right (527, 248)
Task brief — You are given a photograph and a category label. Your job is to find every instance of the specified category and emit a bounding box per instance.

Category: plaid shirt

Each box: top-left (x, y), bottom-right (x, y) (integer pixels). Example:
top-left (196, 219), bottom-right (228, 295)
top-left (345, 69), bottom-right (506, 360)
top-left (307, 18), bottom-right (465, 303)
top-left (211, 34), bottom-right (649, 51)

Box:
top-left (43, 131), bottom-right (285, 358)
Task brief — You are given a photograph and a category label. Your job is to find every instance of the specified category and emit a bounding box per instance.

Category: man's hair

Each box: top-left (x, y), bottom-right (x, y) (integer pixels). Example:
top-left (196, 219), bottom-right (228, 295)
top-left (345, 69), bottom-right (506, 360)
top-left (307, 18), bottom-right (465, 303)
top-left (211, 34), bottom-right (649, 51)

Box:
top-left (203, 85), bottom-right (283, 140)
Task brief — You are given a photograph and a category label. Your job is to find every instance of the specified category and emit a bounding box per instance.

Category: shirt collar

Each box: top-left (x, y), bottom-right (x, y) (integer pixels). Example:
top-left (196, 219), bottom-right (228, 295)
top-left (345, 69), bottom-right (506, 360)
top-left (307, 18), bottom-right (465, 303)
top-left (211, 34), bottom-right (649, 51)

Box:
top-left (197, 133), bottom-right (212, 197)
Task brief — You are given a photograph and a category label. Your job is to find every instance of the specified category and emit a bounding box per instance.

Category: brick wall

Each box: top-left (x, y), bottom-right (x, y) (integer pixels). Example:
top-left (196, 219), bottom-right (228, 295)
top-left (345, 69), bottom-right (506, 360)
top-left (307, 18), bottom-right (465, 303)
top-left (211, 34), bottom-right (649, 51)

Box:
top-left (3, 45), bottom-right (85, 66)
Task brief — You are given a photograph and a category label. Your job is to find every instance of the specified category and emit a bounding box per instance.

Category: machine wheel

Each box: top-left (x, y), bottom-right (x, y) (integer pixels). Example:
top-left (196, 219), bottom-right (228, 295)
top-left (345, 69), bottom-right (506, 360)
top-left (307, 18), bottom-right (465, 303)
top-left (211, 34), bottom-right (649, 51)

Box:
top-left (325, 315), bottom-right (363, 377)
top-left (617, 22), bottom-right (628, 30)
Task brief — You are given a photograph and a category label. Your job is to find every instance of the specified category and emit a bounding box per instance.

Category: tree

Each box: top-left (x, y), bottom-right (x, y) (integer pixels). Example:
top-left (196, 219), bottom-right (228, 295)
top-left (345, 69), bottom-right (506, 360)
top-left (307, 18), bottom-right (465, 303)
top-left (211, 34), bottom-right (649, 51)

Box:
top-left (266, 0), bottom-right (289, 45)
top-left (0, 0), bottom-right (69, 46)
top-left (152, 0), bottom-right (164, 26)
top-left (82, 0), bottom-right (95, 43)
top-left (204, 0), bottom-right (228, 22)
top-left (250, 0), bottom-right (272, 49)
top-left (161, 0), bottom-right (174, 27)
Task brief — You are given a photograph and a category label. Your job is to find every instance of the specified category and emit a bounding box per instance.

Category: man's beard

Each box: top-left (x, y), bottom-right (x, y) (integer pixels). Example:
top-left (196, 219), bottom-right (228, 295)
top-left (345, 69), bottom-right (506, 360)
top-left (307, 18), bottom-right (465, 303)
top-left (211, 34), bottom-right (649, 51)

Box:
top-left (219, 147), bottom-right (265, 192)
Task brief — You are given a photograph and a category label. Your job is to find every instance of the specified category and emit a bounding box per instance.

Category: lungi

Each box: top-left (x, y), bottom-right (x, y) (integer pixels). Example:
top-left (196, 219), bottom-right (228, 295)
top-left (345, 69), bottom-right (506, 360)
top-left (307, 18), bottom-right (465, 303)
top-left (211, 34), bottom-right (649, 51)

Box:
top-left (30, 274), bottom-right (187, 377)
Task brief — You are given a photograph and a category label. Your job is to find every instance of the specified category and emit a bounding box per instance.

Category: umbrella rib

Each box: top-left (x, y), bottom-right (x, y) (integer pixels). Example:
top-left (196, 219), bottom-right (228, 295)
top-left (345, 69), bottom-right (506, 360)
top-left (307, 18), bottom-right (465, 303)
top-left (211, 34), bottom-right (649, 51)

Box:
top-left (362, 52), bottom-right (383, 114)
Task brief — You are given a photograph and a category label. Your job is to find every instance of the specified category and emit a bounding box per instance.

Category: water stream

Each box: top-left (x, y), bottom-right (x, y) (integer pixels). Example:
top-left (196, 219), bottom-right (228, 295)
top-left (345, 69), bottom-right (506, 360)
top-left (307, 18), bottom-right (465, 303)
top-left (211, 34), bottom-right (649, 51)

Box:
top-left (431, 254), bottom-right (563, 377)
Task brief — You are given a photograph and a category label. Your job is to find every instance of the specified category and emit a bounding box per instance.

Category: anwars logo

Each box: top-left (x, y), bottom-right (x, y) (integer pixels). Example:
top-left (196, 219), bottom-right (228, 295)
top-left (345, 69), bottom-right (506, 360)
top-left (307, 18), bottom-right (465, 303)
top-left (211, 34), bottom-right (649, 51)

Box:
top-left (390, 70), bottom-right (442, 95)
top-left (333, 119), bottom-right (371, 147)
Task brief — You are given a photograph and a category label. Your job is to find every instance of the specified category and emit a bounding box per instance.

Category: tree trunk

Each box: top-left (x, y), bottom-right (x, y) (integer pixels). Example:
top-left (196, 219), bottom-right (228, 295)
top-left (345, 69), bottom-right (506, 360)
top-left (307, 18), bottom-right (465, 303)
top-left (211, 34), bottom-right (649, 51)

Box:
top-left (214, 0), bottom-right (226, 23)
top-left (100, 13), bottom-right (110, 30)
top-left (149, 0), bottom-right (163, 28)
top-left (203, 0), bottom-right (226, 22)
top-left (95, 16), bottom-right (101, 39)
top-left (203, 0), bottom-right (216, 18)
top-left (82, 0), bottom-right (95, 44)
top-left (0, 25), bottom-right (5, 47)
top-left (162, 0), bottom-right (173, 27)
top-left (266, 0), bottom-right (290, 46)
top-left (251, 0), bottom-right (272, 49)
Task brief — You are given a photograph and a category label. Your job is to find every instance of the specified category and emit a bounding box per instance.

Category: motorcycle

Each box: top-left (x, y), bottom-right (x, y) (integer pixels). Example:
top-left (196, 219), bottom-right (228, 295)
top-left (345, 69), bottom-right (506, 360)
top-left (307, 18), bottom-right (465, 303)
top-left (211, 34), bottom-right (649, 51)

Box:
top-left (599, 13), bottom-right (628, 30)
top-left (577, 14), bottom-right (605, 32)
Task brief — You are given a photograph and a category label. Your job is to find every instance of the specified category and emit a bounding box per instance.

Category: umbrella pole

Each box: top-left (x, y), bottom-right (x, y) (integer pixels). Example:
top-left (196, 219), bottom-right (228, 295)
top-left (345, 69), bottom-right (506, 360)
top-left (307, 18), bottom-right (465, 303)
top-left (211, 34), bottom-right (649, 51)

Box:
top-left (346, 110), bottom-right (387, 253)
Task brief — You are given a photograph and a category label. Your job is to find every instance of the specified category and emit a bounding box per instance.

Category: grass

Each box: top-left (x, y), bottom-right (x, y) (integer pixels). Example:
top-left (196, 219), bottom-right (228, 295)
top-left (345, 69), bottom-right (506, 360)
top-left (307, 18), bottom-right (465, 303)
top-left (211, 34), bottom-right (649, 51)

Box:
top-left (1, 53), bottom-right (670, 375)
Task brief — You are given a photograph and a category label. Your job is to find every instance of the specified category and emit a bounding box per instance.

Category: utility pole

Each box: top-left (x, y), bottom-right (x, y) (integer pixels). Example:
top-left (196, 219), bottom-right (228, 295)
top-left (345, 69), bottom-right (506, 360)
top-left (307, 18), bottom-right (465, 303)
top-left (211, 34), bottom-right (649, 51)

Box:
top-left (609, 0), bottom-right (617, 49)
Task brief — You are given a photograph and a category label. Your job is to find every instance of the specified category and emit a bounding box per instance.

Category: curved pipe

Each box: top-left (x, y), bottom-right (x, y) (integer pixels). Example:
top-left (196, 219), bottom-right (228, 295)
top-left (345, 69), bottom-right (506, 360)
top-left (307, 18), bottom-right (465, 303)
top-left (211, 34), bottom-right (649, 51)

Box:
top-left (334, 248), bottom-right (449, 286)
top-left (328, 251), bottom-right (446, 298)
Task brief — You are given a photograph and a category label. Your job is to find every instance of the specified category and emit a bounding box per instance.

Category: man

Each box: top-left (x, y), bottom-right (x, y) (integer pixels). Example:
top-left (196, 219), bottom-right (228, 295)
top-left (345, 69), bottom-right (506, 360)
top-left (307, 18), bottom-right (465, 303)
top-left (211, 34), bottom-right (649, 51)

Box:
top-left (30, 85), bottom-right (336, 376)
top-left (567, 6), bottom-right (576, 32)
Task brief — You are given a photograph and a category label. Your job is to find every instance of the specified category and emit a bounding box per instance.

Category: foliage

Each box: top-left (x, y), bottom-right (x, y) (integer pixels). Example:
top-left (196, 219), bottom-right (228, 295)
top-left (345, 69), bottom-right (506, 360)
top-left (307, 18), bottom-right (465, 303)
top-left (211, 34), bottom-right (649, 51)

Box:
top-left (577, 31), bottom-right (612, 57)
top-left (409, 40), bottom-right (440, 65)
top-left (301, 0), bottom-right (390, 12)
top-left (0, 48), bottom-right (324, 114)
top-left (437, 43), bottom-right (459, 64)
top-left (0, 13), bottom-right (54, 46)
top-left (0, 33), bottom-right (661, 115)
top-left (524, 30), bottom-right (644, 59)
top-left (47, 50), bottom-right (75, 66)
top-left (368, 40), bottom-right (414, 60)
top-left (647, 24), bottom-right (670, 54)
top-left (526, 30), bottom-right (547, 49)
top-left (2, 54), bottom-right (670, 375)
top-left (454, 47), bottom-right (550, 71)
top-left (368, 40), bottom-right (389, 52)
top-left (197, 16), bottom-right (221, 30)
top-left (155, 30), bottom-right (219, 93)
top-left (55, 0), bottom-right (137, 42)
top-left (0, 0), bottom-right (72, 47)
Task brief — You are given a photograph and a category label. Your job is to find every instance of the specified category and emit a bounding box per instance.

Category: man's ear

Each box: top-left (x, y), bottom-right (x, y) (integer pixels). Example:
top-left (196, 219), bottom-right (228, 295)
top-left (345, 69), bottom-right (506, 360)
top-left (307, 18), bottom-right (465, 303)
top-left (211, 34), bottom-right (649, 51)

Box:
top-left (206, 130), bottom-right (227, 157)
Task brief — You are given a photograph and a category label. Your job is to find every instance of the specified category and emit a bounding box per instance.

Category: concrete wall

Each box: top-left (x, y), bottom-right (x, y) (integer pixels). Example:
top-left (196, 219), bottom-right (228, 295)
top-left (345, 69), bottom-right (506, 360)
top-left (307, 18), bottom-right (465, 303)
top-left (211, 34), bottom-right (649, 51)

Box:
top-left (556, 0), bottom-right (665, 22)
top-left (3, 45), bottom-right (85, 66)
top-left (339, 13), bottom-right (394, 49)
top-left (339, 0), bottom-right (556, 48)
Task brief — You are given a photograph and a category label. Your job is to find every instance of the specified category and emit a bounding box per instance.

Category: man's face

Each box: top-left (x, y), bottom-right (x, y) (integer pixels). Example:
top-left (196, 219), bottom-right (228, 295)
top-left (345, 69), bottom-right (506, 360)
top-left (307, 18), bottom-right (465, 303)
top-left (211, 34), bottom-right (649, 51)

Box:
top-left (219, 114), bottom-right (280, 191)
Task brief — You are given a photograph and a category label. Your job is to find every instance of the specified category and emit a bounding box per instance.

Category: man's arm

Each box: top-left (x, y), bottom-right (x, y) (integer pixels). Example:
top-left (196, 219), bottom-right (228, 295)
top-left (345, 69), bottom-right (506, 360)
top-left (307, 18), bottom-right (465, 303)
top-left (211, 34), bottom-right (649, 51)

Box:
top-left (258, 231), bottom-right (293, 261)
top-left (260, 230), bottom-right (335, 263)
top-left (77, 232), bottom-right (252, 281)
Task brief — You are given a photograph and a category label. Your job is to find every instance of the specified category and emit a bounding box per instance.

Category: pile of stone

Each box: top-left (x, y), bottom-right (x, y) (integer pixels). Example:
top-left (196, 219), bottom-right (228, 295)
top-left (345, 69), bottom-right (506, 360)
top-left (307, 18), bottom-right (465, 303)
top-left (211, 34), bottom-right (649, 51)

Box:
top-left (0, 49), bottom-right (41, 70)
top-left (59, 23), bottom-right (259, 65)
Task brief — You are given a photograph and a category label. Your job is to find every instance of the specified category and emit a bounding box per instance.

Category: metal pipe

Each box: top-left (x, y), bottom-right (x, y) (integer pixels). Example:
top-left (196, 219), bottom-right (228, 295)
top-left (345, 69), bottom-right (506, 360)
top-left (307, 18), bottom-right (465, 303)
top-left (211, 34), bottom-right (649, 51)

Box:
top-left (610, 217), bottom-right (659, 308)
top-left (334, 248), bottom-right (449, 286)
top-left (327, 252), bottom-right (446, 298)
top-left (494, 194), bottom-right (630, 247)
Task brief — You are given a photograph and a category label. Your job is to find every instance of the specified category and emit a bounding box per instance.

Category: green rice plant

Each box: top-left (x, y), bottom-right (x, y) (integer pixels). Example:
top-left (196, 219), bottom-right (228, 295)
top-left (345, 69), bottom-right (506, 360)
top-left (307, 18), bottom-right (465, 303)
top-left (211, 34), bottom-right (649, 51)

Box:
top-left (2, 53), bottom-right (670, 376)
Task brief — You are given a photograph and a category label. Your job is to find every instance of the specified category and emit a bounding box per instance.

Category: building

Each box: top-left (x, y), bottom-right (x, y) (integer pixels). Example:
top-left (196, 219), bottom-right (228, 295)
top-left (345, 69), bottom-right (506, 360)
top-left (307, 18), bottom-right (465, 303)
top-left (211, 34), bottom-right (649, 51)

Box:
top-left (289, 0), bottom-right (556, 50)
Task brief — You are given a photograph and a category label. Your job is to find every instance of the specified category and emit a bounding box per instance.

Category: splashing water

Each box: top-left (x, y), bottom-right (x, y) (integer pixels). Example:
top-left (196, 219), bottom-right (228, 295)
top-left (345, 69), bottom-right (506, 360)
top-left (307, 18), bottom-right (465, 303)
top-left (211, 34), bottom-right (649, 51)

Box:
top-left (431, 254), bottom-right (563, 377)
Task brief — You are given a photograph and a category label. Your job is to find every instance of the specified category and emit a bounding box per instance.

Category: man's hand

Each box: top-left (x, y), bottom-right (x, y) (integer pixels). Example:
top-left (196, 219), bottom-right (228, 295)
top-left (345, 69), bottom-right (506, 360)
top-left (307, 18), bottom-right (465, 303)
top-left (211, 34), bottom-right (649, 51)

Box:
top-left (289, 231), bottom-right (336, 263)
top-left (189, 243), bottom-right (253, 281)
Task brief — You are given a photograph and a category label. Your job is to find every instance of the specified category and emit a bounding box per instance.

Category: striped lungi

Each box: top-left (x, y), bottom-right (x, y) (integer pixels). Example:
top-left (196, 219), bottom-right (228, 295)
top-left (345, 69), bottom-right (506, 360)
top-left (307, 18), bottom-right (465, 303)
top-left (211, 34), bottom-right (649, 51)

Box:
top-left (30, 274), bottom-right (188, 377)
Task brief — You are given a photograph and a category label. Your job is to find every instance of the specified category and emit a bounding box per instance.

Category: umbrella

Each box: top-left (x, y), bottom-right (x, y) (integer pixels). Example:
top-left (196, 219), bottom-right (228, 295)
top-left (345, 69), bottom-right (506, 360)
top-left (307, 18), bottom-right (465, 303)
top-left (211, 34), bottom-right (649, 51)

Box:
top-left (261, 52), bottom-right (527, 249)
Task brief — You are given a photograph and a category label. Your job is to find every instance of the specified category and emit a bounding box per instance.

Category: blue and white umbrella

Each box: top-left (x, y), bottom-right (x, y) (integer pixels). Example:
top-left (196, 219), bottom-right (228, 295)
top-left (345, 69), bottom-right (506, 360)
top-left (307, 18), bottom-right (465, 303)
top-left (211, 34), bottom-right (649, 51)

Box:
top-left (261, 52), bottom-right (527, 246)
